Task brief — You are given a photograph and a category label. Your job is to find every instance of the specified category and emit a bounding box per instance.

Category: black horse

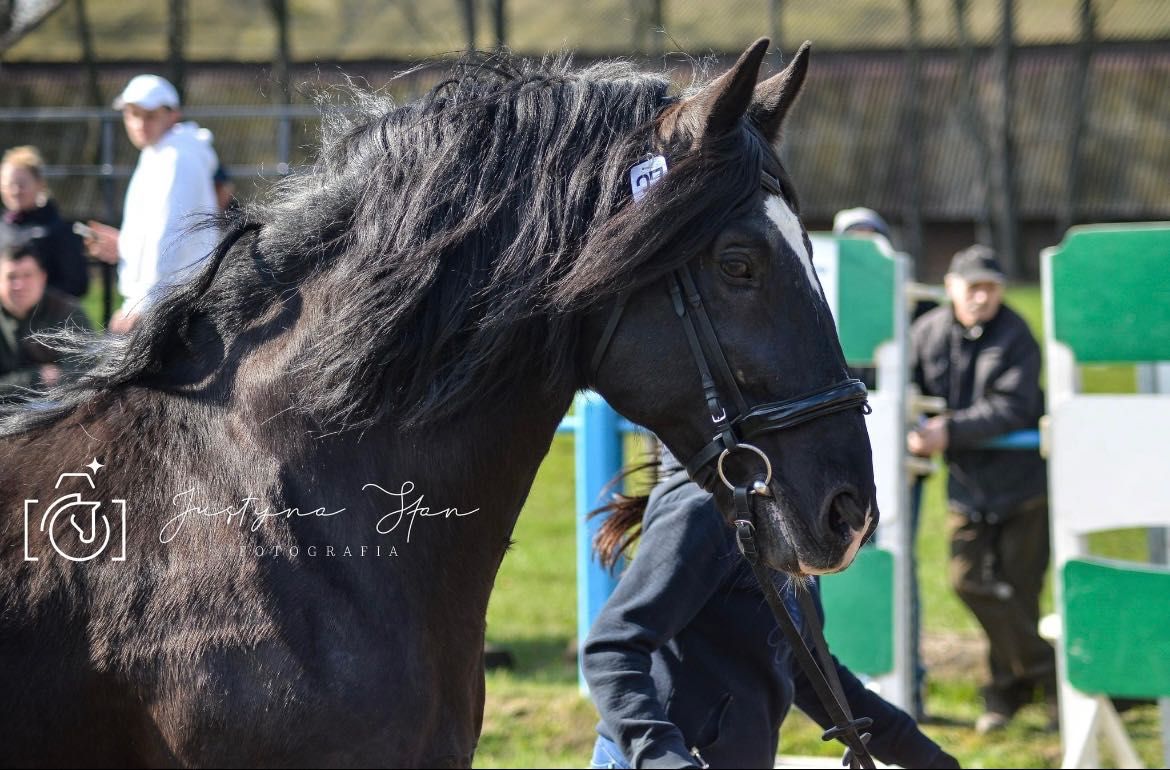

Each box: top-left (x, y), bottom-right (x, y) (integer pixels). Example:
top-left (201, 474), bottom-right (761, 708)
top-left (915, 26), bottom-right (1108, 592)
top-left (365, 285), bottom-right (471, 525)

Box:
top-left (0, 39), bottom-right (876, 766)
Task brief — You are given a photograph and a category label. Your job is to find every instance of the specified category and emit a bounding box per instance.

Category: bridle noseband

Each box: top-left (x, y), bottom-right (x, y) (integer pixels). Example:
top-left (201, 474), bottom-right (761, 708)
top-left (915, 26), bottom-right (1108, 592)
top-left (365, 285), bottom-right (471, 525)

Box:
top-left (588, 168), bottom-right (870, 497)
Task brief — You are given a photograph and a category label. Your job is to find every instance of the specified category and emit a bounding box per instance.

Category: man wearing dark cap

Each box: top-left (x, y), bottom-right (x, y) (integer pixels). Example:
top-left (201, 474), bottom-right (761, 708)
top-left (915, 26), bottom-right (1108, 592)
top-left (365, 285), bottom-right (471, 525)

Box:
top-left (907, 244), bottom-right (1055, 734)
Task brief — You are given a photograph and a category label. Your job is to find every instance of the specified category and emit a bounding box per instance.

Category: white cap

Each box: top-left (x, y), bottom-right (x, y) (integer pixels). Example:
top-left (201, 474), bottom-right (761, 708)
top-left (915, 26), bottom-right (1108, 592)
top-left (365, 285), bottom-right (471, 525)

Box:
top-left (832, 207), bottom-right (890, 239)
top-left (113, 75), bottom-right (180, 110)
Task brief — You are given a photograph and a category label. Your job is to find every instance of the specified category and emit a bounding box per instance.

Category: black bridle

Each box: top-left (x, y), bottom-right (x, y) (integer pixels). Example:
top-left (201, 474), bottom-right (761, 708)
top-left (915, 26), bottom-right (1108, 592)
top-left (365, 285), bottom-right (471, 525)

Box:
top-left (589, 165), bottom-right (878, 769)
top-left (589, 167), bottom-right (870, 497)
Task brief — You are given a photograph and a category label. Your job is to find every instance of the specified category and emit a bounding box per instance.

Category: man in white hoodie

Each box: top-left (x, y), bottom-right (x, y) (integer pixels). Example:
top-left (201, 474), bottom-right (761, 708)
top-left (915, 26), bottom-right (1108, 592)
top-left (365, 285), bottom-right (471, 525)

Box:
top-left (86, 75), bottom-right (219, 333)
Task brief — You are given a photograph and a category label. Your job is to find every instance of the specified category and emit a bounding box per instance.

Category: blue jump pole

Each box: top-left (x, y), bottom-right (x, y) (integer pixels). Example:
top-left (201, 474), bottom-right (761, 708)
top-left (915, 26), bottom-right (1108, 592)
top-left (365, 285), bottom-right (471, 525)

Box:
top-left (980, 429), bottom-right (1040, 450)
top-left (574, 392), bottom-right (624, 693)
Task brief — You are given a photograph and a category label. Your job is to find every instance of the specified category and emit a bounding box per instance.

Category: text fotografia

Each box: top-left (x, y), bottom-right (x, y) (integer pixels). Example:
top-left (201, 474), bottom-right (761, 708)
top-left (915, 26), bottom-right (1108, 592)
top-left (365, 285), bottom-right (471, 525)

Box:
top-left (243, 544), bottom-right (402, 558)
top-left (160, 481), bottom-right (478, 545)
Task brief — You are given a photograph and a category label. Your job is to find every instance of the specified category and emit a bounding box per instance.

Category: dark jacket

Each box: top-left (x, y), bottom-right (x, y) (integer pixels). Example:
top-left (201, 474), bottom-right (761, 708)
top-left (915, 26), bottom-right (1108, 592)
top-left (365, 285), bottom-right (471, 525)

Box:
top-left (0, 287), bottom-right (92, 402)
top-left (582, 473), bottom-right (953, 769)
top-left (910, 302), bottom-right (1047, 517)
top-left (2, 200), bottom-right (90, 298)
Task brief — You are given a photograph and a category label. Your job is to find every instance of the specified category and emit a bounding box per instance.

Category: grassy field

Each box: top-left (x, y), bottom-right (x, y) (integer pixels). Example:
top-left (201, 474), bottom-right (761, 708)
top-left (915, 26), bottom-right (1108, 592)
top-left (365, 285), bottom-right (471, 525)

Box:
top-left (477, 285), bottom-right (1164, 768)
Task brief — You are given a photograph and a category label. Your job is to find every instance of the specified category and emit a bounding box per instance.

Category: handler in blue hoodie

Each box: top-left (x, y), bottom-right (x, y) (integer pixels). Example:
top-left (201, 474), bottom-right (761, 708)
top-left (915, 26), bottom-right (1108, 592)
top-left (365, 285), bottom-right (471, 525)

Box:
top-left (582, 448), bottom-right (959, 769)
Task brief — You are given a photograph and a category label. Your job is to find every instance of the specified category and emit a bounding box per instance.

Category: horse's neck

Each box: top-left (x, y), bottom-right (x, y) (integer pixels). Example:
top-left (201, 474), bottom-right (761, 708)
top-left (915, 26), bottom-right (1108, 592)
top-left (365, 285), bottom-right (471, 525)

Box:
top-left (288, 384), bottom-right (575, 596)
top-left (375, 398), bottom-right (570, 518)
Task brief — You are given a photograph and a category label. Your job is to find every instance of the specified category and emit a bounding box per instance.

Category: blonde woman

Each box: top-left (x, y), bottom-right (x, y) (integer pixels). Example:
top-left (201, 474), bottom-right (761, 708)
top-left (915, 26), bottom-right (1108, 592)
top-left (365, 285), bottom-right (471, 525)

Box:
top-left (0, 145), bottom-right (89, 298)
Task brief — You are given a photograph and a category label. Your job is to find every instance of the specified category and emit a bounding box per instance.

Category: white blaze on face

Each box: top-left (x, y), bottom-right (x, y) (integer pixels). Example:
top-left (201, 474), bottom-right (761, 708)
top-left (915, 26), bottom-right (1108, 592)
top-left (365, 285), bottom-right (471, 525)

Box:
top-left (764, 195), bottom-right (823, 299)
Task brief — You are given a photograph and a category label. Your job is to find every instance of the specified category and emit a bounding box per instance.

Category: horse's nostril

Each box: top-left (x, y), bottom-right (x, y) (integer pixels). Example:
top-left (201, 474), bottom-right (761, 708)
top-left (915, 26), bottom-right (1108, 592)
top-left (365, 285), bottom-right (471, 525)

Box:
top-left (826, 505), bottom-right (849, 542)
top-left (826, 491), bottom-right (866, 540)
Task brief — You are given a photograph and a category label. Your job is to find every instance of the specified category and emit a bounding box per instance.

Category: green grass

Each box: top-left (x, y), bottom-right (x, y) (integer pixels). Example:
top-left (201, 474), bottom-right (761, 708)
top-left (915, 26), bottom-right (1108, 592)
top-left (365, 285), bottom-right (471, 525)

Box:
top-left (477, 285), bottom-right (1163, 767)
top-left (487, 436), bottom-right (578, 657)
top-left (79, 266), bottom-right (112, 331)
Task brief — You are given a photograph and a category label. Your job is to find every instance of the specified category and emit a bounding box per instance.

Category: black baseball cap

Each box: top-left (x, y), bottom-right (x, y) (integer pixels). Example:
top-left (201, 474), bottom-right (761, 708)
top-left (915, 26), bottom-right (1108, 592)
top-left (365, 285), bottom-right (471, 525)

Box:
top-left (947, 244), bottom-right (1005, 284)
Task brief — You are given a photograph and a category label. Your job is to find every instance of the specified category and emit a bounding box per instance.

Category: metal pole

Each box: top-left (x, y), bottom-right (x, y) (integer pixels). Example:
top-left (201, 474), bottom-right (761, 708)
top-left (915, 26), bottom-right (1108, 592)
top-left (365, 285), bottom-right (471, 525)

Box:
top-left (270, 0), bottom-right (292, 175)
top-left (575, 392), bottom-right (623, 693)
top-left (168, 0), bottom-right (186, 102)
top-left (902, 0), bottom-right (925, 271)
top-left (99, 117), bottom-right (116, 324)
top-left (649, 0), bottom-right (664, 58)
top-left (995, 0), bottom-right (1021, 277)
top-left (952, 0), bottom-right (995, 248)
top-left (1138, 361), bottom-right (1170, 768)
top-left (458, 0), bottom-right (476, 51)
top-left (768, 0), bottom-right (784, 70)
top-left (493, 0), bottom-right (507, 50)
top-left (1057, 0), bottom-right (1095, 236)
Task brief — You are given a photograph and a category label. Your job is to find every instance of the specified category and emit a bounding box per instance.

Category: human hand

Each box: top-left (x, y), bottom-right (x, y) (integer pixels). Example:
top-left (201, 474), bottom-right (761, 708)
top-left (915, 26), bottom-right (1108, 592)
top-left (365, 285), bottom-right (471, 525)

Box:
top-left (38, 364), bottom-right (61, 388)
top-left (907, 416), bottom-right (948, 456)
top-left (84, 221), bottom-right (121, 264)
top-left (107, 309), bottom-right (139, 335)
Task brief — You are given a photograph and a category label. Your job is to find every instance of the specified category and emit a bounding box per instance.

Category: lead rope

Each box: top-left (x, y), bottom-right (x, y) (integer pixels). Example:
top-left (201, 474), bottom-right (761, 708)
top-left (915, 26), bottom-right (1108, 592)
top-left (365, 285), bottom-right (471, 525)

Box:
top-left (732, 486), bottom-right (876, 770)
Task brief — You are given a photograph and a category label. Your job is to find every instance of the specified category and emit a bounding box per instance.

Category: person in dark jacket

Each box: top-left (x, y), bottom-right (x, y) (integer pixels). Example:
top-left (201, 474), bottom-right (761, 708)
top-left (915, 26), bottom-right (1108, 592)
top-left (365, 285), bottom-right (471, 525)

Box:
top-left (907, 244), bottom-right (1054, 735)
top-left (0, 145), bottom-right (89, 298)
top-left (0, 239), bottom-right (92, 403)
top-left (582, 449), bottom-right (959, 769)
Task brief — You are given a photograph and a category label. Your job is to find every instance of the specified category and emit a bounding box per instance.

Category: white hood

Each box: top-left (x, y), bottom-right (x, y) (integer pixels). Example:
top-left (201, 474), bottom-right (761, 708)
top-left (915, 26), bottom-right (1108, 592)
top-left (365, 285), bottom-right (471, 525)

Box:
top-left (117, 121), bottom-right (221, 313)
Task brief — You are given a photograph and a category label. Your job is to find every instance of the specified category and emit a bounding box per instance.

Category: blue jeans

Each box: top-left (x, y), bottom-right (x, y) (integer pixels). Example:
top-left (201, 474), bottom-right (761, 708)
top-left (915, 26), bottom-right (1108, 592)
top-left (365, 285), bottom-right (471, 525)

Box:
top-left (590, 735), bottom-right (631, 769)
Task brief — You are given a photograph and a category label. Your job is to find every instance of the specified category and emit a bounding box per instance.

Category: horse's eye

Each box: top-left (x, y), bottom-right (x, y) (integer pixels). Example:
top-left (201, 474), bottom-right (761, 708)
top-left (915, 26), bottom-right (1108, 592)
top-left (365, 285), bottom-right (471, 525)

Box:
top-left (720, 258), bottom-right (752, 280)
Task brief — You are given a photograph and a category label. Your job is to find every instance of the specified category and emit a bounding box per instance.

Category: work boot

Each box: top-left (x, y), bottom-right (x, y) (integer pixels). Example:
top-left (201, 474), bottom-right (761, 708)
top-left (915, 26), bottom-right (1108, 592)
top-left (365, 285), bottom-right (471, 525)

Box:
top-left (976, 685), bottom-right (1021, 735)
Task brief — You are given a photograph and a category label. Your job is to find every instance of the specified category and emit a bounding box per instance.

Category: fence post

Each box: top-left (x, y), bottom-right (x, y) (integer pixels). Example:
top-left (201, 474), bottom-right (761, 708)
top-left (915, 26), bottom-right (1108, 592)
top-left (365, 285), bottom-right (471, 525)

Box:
top-left (99, 115), bottom-right (117, 323)
top-left (1139, 361), bottom-right (1170, 768)
top-left (575, 391), bottom-right (623, 693)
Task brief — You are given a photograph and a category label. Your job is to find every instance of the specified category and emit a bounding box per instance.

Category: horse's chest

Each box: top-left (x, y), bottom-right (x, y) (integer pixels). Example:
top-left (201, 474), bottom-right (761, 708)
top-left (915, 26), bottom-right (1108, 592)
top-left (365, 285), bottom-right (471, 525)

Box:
top-left (156, 632), bottom-right (476, 764)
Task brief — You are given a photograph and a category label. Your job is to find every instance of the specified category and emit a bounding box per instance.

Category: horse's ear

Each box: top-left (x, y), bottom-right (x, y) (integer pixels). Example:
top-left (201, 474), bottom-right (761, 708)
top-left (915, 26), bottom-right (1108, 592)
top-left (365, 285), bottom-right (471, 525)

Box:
top-left (750, 41), bottom-right (811, 144)
top-left (681, 37), bottom-right (771, 143)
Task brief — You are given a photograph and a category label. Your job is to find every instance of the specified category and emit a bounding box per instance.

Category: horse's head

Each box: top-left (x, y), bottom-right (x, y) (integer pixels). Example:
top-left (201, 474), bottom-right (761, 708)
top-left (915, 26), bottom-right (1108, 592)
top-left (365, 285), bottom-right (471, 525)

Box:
top-left (587, 39), bottom-right (877, 575)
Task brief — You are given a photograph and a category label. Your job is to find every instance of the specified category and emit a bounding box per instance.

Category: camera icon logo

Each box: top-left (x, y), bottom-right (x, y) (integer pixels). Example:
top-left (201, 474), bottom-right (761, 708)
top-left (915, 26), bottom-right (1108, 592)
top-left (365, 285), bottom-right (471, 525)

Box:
top-left (23, 459), bottom-right (126, 562)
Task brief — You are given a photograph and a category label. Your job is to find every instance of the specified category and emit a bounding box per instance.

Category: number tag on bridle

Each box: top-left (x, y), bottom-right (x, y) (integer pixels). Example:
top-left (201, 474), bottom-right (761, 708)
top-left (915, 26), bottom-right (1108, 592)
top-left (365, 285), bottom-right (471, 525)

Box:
top-left (629, 155), bottom-right (668, 202)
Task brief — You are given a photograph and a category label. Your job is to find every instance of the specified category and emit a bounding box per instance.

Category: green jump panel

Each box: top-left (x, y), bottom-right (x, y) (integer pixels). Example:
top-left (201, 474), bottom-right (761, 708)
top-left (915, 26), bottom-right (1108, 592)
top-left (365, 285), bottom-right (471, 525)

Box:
top-left (837, 237), bottom-right (896, 366)
top-left (821, 546), bottom-right (895, 675)
top-left (1049, 223), bottom-right (1170, 363)
top-left (809, 234), bottom-right (897, 367)
top-left (1063, 557), bottom-right (1170, 698)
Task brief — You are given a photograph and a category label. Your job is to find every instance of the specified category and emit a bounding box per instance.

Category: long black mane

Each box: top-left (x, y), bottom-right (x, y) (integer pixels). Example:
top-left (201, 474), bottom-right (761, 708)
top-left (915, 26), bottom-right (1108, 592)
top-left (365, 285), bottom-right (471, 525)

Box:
top-left (3, 52), bottom-right (764, 436)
